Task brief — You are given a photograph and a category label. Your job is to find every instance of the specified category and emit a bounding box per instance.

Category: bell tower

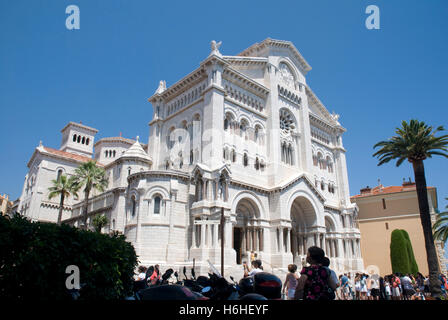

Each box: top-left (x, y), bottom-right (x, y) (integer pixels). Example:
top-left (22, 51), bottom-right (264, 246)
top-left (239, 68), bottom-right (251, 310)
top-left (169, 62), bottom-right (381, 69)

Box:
top-left (60, 122), bottom-right (98, 157)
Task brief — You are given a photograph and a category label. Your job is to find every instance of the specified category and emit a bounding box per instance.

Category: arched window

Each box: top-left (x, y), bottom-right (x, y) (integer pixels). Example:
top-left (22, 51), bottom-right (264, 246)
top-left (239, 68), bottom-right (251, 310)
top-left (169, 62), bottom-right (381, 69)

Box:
top-left (154, 195), bottom-right (161, 214)
top-left (243, 153), bottom-right (248, 167)
top-left (190, 150), bottom-right (194, 165)
top-left (73, 134), bottom-right (77, 142)
top-left (113, 150), bottom-right (116, 157)
top-left (77, 135), bottom-right (81, 143)
top-left (317, 153), bottom-right (323, 169)
top-left (232, 149), bottom-right (236, 162)
top-left (255, 158), bottom-right (260, 170)
top-left (128, 167), bottom-right (131, 176)
top-left (56, 169), bottom-right (63, 182)
top-left (86, 138), bottom-right (90, 145)
top-left (224, 118), bottom-right (229, 130)
top-left (312, 154), bottom-right (318, 166)
top-left (81, 137), bottom-right (85, 144)
top-left (131, 195), bottom-right (137, 217)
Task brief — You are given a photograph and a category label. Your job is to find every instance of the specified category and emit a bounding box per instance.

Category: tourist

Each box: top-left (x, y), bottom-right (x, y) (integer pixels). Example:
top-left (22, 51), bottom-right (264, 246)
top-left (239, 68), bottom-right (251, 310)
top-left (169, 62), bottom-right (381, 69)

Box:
top-left (347, 274), bottom-right (355, 300)
top-left (354, 274), bottom-right (361, 300)
top-left (244, 259), bottom-right (263, 277)
top-left (321, 257), bottom-right (338, 299)
top-left (440, 274), bottom-right (448, 297)
top-left (401, 274), bottom-right (415, 300)
top-left (423, 275), bottom-right (430, 297)
top-left (391, 274), bottom-right (401, 300)
top-left (416, 272), bottom-right (425, 293)
top-left (340, 273), bottom-right (350, 300)
top-left (150, 264), bottom-right (160, 285)
top-left (293, 246), bottom-right (337, 300)
top-left (368, 274), bottom-right (380, 301)
top-left (135, 265), bottom-right (147, 281)
top-left (282, 264), bottom-right (299, 300)
top-left (411, 287), bottom-right (426, 300)
top-left (359, 274), bottom-right (368, 300)
top-left (384, 276), bottom-right (392, 300)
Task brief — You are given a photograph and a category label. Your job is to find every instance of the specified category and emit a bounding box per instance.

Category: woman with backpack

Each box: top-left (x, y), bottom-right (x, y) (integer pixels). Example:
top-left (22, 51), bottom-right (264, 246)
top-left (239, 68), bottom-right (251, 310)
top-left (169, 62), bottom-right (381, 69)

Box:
top-left (294, 246), bottom-right (337, 300)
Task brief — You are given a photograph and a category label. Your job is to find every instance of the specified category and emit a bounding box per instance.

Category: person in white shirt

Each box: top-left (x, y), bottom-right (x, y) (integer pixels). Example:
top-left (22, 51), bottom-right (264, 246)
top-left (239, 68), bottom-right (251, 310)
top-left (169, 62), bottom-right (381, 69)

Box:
top-left (400, 274), bottom-right (415, 300)
top-left (243, 259), bottom-right (263, 277)
top-left (135, 265), bottom-right (147, 281)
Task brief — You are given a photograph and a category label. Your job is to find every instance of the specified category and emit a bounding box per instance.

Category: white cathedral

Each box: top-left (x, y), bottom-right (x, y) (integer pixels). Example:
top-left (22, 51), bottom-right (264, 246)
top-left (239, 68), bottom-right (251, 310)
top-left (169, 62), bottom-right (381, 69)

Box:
top-left (18, 38), bottom-right (364, 275)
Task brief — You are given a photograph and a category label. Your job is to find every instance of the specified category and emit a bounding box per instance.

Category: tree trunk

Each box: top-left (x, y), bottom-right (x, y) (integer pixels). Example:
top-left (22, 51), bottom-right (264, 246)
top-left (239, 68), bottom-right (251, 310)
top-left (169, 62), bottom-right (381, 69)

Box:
top-left (57, 194), bottom-right (65, 225)
top-left (82, 189), bottom-right (90, 230)
top-left (412, 160), bottom-right (441, 297)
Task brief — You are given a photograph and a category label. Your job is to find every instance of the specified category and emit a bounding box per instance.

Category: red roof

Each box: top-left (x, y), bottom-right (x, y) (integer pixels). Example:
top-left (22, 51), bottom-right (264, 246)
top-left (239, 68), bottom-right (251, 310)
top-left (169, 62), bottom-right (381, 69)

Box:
top-left (351, 184), bottom-right (434, 199)
top-left (42, 147), bottom-right (104, 167)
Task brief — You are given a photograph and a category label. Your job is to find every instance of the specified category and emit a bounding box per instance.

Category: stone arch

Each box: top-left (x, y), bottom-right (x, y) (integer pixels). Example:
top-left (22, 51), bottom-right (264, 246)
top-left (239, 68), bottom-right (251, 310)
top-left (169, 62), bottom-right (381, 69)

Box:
top-left (231, 192), bottom-right (265, 264)
top-left (144, 186), bottom-right (170, 200)
top-left (278, 58), bottom-right (300, 82)
top-left (231, 191), bottom-right (265, 220)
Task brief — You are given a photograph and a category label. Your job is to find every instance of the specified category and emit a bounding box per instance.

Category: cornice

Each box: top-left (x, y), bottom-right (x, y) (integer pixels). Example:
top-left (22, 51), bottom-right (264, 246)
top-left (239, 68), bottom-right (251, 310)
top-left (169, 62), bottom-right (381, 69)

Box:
top-left (237, 38), bottom-right (312, 74)
top-left (222, 66), bottom-right (270, 98)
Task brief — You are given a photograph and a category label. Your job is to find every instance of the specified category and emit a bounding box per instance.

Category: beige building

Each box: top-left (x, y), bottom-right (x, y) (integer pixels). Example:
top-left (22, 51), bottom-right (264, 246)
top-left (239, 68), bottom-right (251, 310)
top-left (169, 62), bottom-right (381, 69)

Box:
top-left (351, 180), bottom-right (447, 276)
top-left (0, 193), bottom-right (13, 216)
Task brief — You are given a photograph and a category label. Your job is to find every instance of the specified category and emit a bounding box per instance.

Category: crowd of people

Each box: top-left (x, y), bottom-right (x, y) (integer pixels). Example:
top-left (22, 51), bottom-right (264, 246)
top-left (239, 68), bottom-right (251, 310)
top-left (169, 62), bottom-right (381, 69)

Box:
top-left (133, 246), bottom-right (448, 301)
top-left (280, 246), bottom-right (448, 300)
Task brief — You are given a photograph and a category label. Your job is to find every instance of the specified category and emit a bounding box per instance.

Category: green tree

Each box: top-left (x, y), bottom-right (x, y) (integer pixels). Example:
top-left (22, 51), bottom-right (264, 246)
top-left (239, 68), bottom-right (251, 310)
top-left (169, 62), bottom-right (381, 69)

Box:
top-left (433, 198), bottom-right (448, 245)
top-left (92, 214), bottom-right (108, 233)
top-left (390, 229), bottom-right (411, 274)
top-left (71, 161), bottom-right (108, 229)
top-left (402, 230), bottom-right (419, 275)
top-left (48, 175), bottom-right (78, 225)
top-left (373, 119), bottom-right (448, 297)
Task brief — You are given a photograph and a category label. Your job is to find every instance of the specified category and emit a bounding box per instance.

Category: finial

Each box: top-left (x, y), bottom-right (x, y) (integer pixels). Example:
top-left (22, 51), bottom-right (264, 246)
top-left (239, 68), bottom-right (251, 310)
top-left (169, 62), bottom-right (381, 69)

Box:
top-left (39, 140), bottom-right (42, 147)
top-left (119, 131), bottom-right (122, 137)
top-left (136, 136), bottom-right (139, 142)
top-left (210, 40), bottom-right (222, 57)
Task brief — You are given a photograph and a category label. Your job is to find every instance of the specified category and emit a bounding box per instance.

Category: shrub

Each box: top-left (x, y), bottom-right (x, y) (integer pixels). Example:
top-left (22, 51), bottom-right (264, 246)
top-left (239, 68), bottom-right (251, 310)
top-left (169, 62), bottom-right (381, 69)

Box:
top-left (390, 229), bottom-right (410, 274)
top-left (390, 229), bottom-right (419, 275)
top-left (0, 214), bottom-right (138, 300)
top-left (401, 229), bottom-right (419, 275)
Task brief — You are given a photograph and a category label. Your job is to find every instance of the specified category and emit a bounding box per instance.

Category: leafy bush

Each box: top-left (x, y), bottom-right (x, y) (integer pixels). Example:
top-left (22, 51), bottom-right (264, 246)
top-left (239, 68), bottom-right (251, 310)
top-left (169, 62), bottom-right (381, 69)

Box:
top-left (391, 229), bottom-right (410, 274)
top-left (390, 229), bottom-right (419, 275)
top-left (401, 229), bottom-right (419, 275)
top-left (0, 214), bottom-right (138, 300)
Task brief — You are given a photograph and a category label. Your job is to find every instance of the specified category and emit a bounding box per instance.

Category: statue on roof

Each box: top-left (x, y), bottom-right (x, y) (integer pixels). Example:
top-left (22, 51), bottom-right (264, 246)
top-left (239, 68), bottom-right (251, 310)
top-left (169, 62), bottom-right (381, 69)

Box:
top-left (210, 40), bottom-right (222, 57)
top-left (155, 80), bottom-right (166, 94)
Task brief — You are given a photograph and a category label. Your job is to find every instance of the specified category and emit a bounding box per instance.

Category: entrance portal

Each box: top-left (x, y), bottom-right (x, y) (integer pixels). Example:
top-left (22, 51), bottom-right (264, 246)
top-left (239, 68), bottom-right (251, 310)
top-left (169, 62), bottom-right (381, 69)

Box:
top-left (233, 227), bottom-right (242, 264)
top-left (233, 197), bottom-right (263, 264)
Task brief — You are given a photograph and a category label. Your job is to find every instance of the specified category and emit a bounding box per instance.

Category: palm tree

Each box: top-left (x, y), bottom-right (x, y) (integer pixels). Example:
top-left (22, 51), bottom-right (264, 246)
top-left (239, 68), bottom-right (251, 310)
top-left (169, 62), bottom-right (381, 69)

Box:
top-left (373, 119), bottom-right (448, 297)
top-left (48, 175), bottom-right (78, 225)
top-left (71, 161), bottom-right (108, 230)
top-left (92, 214), bottom-right (108, 233)
top-left (433, 198), bottom-right (448, 245)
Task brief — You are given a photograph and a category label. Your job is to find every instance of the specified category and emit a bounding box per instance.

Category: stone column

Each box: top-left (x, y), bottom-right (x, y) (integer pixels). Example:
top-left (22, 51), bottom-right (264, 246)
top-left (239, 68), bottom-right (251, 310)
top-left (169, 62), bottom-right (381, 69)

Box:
top-left (207, 223), bottom-right (212, 248)
top-left (200, 220), bottom-right (206, 248)
top-left (192, 221), bottom-right (197, 248)
top-left (242, 227), bottom-right (246, 252)
top-left (286, 228), bottom-right (291, 253)
top-left (202, 178), bottom-right (207, 201)
top-left (214, 224), bottom-right (219, 248)
top-left (259, 228), bottom-right (264, 252)
top-left (279, 227), bottom-right (284, 253)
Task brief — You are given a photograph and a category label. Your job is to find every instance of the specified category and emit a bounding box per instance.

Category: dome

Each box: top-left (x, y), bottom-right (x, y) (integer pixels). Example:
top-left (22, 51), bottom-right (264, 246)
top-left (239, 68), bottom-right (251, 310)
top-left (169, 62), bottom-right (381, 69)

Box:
top-left (122, 136), bottom-right (152, 162)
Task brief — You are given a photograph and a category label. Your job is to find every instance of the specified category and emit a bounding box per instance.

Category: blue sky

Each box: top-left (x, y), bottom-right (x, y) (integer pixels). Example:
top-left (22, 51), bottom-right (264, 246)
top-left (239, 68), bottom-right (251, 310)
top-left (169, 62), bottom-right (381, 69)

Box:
top-left (1, 0), bottom-right (447, 212)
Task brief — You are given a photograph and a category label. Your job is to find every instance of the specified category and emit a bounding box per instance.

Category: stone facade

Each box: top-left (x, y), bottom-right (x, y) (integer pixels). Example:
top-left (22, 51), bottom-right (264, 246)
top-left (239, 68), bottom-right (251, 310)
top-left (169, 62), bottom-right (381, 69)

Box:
top-left (18, 39), bottom-right (364, 275)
